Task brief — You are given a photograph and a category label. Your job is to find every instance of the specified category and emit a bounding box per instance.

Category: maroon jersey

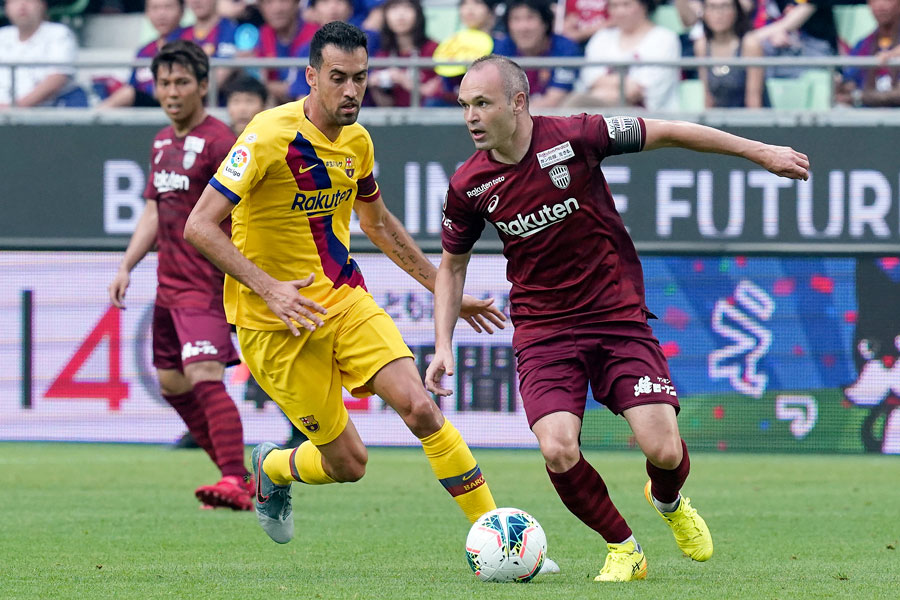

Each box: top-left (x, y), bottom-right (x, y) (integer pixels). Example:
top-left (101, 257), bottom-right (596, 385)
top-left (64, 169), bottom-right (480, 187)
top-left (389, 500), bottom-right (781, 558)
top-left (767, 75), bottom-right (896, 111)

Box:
top-left (143, 115), bottom-right (236, 309)
top-left (442, 114), bottom-right (650, 350)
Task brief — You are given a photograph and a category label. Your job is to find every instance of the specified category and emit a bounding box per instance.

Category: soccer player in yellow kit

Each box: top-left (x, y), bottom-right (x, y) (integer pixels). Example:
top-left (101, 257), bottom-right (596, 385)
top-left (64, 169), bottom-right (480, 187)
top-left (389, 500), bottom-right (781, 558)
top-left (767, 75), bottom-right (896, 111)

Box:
top-left (184, 21), bottom-right (506, 545)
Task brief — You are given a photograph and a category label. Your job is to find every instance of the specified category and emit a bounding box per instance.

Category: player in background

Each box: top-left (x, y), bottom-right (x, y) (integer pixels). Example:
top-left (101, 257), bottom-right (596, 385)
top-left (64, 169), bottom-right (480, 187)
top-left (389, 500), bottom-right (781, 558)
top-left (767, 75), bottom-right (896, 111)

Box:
top-left (108, 40), bottom-right (254, 511)
top-left (425, 55), bottom-right (810, 582)
top-left (183, 21), bottom-right (510, 547)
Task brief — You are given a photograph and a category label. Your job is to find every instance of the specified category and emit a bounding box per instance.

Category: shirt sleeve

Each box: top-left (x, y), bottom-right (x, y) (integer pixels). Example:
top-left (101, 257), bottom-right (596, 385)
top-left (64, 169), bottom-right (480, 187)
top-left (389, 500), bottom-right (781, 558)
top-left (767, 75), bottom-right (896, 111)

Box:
top-left (547, 35), bottom-right (580, 92)
top-left (581, 113), bottom-right (646, 164)
top-left (44, 25), bottom-right (77, 78)
top-left (210, 118), bottom-right (272, 204)
top-left (143, 144), bottom-right (159, 201)
top-left (441, 184), bottom-right (485, 255)
top-left (356, 129), bottom-right (381, 203)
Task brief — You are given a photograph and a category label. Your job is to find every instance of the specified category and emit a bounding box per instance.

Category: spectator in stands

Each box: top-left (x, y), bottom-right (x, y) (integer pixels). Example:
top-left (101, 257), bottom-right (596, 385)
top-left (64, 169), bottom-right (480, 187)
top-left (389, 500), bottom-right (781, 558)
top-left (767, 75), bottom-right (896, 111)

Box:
top-left (567, 0), bottom-right (681, 110)
top-left (223, 70), bottom-right (268, 133)
top-left (836, 0), bottom-right (900, 106)
top-left (696, 0), bottom-right (768, 107)
top-left (100, 0), bottom-right (184, 108)
top-left (180, 0), bottom-right (238, 58)
top-left (557, 0), bottom-right (610, 47)
top-left (253, 0), bottom-right (319, 103)
top-left (429, 0), bottom-right (502, 105)
top-left (370, 0), bottom-right (443, 106)
top-left (0, 0), bottom-right (85, 107)
top-left (750, 0), bottom-right (840, 77)
top-left (286, 0), bottom-right (379, 100)
top-left (493, 0), bottom-right (582, 108)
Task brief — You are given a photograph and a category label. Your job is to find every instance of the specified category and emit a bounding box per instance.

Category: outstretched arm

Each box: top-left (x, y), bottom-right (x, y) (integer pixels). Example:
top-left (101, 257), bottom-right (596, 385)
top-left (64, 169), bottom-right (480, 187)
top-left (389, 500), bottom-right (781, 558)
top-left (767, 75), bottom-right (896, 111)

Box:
top-left (184, 184), bottom-right (326, 335)
top-left (425, 250), bottom-right (471, 396)
top-left (643, 119), bottom-right (810, 180)
top-left (356, 197), bottom-right (505, 333)
top-left (108, 199), bottom-right (158, 309)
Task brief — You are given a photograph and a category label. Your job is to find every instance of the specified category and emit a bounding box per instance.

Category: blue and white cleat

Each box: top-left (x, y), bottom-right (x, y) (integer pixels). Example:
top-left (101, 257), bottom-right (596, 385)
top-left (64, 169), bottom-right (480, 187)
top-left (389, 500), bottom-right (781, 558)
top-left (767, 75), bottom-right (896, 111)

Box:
top-left (251, 442), bottom-right (294, 544)
top-left (538, 557), bottom-right (560, 575)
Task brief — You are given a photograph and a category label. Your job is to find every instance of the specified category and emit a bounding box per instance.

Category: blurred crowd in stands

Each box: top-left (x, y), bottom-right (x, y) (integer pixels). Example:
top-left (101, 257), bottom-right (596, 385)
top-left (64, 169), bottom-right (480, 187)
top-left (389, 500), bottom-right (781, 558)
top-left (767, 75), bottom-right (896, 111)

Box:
top-left (1, 0), bottom-right (898, 109)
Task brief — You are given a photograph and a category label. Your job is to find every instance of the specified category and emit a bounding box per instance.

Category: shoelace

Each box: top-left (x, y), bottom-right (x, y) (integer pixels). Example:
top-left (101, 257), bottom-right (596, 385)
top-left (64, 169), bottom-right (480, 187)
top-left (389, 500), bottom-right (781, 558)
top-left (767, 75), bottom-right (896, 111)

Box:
top-left (669, 499), bottom-right (703, 540)
top-left (601, 547), bottom-right (641, 577)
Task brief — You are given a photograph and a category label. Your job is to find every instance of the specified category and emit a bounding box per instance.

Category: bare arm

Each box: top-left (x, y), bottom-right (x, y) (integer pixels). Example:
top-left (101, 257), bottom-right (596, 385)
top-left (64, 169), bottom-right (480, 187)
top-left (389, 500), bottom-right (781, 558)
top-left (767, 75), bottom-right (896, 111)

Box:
top-left (355, 197), bottom-right (506, 332)
top-left (424, 250), bottom-right (471, 396)
top-left (750, 3), bottom-right (815, 45)
top-left (742, 34), bottom-right (766, 109)
top-left (642, 118), bottom-right (810, 179)
top-left (184, 184), bottom-right (326, 335)
top-left (860, 85), bottom-right (900, 107)
top-left (99, 84), bottom-right (137, 109)
top-left (16, 74), bottom-right (69, 107)
top-left (356, 196), bottom-right (439, 292)
top-left (108, 199), bottom-right (158, 308)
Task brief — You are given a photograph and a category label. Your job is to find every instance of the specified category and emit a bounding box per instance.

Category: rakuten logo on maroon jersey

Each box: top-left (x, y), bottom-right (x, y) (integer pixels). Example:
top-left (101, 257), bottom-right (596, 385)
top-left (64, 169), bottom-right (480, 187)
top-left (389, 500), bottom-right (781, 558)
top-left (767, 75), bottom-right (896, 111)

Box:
top-left (495, 198), bottom-right (580, 238)
top-left (153, 170), bottom-right (190, 192)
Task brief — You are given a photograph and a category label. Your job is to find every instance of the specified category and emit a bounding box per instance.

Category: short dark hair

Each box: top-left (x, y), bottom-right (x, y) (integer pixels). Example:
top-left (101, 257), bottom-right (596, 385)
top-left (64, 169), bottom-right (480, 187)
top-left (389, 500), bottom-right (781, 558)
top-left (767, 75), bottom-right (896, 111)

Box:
top-left (503, 0), bottom-right (555, 38)
top-left (151, 40), bottom-right (209, 83)
top-left (222, 71), bottom-right (269, 103)
top-left (469, 54), bottom-right (530, 106)
top-left (309, 21), bottom-right (369, 70)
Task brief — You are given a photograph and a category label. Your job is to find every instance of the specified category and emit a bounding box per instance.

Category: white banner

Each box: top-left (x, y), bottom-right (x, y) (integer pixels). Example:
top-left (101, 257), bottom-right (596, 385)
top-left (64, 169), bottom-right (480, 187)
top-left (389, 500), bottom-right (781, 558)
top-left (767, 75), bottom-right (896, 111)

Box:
top-left (1, 252), bottom-right (536, 447)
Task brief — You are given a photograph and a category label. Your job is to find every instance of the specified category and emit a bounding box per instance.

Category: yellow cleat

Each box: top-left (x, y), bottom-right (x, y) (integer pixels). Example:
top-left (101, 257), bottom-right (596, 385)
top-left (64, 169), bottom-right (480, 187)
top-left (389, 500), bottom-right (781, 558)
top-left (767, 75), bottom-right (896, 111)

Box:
top-left (644, 480), bottom-right (713, 561)
top-left (593, 541), bottom-right (648, 582)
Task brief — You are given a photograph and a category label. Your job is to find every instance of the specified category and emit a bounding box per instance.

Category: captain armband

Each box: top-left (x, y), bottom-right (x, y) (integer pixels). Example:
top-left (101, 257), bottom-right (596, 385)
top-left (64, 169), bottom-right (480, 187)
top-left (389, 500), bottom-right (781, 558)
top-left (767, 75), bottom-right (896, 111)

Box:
top-left (603, 116), bottom-right (645, 155)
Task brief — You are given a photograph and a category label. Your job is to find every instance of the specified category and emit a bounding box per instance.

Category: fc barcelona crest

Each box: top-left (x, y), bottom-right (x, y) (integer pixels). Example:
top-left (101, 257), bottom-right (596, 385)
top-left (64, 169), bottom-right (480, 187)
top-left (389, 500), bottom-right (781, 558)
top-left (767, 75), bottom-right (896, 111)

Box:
top-left (300, 415), bottom-right (320, 433)
top-left (345, 156), bottom-right (355, 177)
top-left (549, 164), bottom-right (570, 189)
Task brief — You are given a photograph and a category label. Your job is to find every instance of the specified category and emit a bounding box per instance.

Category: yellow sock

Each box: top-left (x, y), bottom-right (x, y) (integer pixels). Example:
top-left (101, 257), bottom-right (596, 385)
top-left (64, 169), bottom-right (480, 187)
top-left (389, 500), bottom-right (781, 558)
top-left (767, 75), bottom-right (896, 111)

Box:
top-left (262, 442), bottom-right (336, 486)
top-left (420, 419), bottom-right (496, 523)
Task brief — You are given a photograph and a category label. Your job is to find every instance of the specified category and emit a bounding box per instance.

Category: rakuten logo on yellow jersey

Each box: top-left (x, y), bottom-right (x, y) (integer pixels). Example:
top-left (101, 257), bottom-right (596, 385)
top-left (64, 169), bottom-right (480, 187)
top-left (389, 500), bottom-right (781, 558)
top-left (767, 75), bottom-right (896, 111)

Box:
top-left (290, 188), bottom-right (353, 216)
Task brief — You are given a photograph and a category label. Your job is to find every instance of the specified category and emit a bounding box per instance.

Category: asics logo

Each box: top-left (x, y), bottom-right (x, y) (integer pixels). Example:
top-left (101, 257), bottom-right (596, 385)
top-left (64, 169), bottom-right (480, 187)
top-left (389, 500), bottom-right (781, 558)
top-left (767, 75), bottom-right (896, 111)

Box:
top-left (298, 164), bottom-right (317, 174)
top-left (495, 198), bottom-right (580, 238)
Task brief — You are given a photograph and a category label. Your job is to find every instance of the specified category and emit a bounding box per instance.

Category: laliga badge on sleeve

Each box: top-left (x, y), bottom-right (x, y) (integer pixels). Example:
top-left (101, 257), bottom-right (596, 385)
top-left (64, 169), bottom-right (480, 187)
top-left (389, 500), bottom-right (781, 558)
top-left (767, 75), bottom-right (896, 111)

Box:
top-left (223, 145), bottom-right (251, 181)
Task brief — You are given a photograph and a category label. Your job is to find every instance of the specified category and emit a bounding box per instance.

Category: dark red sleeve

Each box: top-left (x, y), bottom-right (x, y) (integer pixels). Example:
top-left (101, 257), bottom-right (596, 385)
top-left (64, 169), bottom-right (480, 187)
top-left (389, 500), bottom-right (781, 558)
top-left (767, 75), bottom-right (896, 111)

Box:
top-left (356, 173), bottom-right (381, 203)
top-left (441, 184), bottom-right (484, 255)
top-left (143, 144), bottom-right (158, 201)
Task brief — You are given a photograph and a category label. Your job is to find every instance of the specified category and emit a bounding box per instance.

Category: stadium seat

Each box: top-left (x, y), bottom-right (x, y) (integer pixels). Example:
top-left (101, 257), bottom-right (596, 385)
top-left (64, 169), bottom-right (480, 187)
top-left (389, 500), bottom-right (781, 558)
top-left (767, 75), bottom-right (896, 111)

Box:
top-left (766, 78), bottom-right (811, 109)
top-left (424, 3), bottom-right (460, 44)
top-left (679, 79), bottom-right (705, 111)
top-left (802, 69), bottom-right (833, 109)
top-left (834, 5), bottom-right (877, 49)
top-left (652, 5), bottom-right (686, 35)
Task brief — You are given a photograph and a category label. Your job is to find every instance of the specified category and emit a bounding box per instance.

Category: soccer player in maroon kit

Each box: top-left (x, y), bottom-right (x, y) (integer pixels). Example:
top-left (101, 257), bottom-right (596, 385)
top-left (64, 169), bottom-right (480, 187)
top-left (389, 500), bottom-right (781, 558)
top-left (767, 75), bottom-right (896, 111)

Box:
top-left (108, 40), bottom-right (254, 511)
top-left (425, 55), bottom-right (810, 582)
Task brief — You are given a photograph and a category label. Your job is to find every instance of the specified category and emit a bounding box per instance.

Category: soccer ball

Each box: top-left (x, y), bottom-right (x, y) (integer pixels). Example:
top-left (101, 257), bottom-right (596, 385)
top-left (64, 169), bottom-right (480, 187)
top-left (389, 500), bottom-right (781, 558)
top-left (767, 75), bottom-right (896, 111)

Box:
top-left (465, 507), bottom-right (547, 583)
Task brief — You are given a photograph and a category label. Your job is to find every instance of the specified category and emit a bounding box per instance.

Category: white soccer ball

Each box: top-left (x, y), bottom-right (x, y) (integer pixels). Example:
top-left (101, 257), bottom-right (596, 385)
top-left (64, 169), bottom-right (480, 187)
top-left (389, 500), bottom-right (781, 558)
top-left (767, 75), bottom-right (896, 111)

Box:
top-left (465, 507), bottom-right (547, 583)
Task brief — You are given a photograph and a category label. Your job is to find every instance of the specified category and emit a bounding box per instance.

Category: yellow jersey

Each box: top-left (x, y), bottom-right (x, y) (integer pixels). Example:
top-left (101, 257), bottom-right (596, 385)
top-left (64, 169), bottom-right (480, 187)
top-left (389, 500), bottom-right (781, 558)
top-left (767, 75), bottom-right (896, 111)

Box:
top-left (210, 98), bottom-right (380, 330)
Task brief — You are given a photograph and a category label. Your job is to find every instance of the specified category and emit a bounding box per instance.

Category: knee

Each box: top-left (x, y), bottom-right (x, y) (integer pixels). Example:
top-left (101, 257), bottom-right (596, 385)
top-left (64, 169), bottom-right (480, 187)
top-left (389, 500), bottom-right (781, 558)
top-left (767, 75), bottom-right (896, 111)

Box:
top-left (158, 373), bottom-right (190, 397)
top-left (398, 395), bottom-right (442, 438)
top-left (330, 454), bottom-right (367, 483)
top-left (538, 436), bottom-right (581, 473)
top-left (646, 439), bottom-right (683, 470)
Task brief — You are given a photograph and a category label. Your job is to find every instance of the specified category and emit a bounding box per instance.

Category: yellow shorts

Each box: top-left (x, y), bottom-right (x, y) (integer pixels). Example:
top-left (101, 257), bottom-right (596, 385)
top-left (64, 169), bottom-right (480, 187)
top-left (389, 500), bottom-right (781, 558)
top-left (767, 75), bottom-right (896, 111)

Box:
top-left (237, 294), bottom-right (414, 445)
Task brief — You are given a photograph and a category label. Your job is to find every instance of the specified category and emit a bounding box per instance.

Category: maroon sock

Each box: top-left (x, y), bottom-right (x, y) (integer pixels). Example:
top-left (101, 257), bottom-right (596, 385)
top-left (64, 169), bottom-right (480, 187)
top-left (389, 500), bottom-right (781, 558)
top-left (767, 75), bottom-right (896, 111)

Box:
top-left (162, 391), bottom-right (215, 462)
top-left (646, 439), bottom-right (690, 504)
top-left (193, 381), bottom-right (247, 478)
top-left (546, 454), bottom-right (632, 543)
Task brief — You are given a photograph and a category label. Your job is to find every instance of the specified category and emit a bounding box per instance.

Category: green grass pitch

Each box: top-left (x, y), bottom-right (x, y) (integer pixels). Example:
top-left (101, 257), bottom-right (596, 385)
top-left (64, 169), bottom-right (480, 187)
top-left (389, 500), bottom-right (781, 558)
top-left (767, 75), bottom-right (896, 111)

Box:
top-left (1, 443), bottom-right (898, 599)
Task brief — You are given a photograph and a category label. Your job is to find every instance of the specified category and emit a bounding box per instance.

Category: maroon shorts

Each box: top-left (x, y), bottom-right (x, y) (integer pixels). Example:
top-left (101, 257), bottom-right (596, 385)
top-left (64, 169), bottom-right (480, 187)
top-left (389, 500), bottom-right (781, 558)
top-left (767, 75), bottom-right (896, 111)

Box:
top-left (516, 321), bottom-right (680, 428)
top-left (152, 304), bottom-right (240, 371)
